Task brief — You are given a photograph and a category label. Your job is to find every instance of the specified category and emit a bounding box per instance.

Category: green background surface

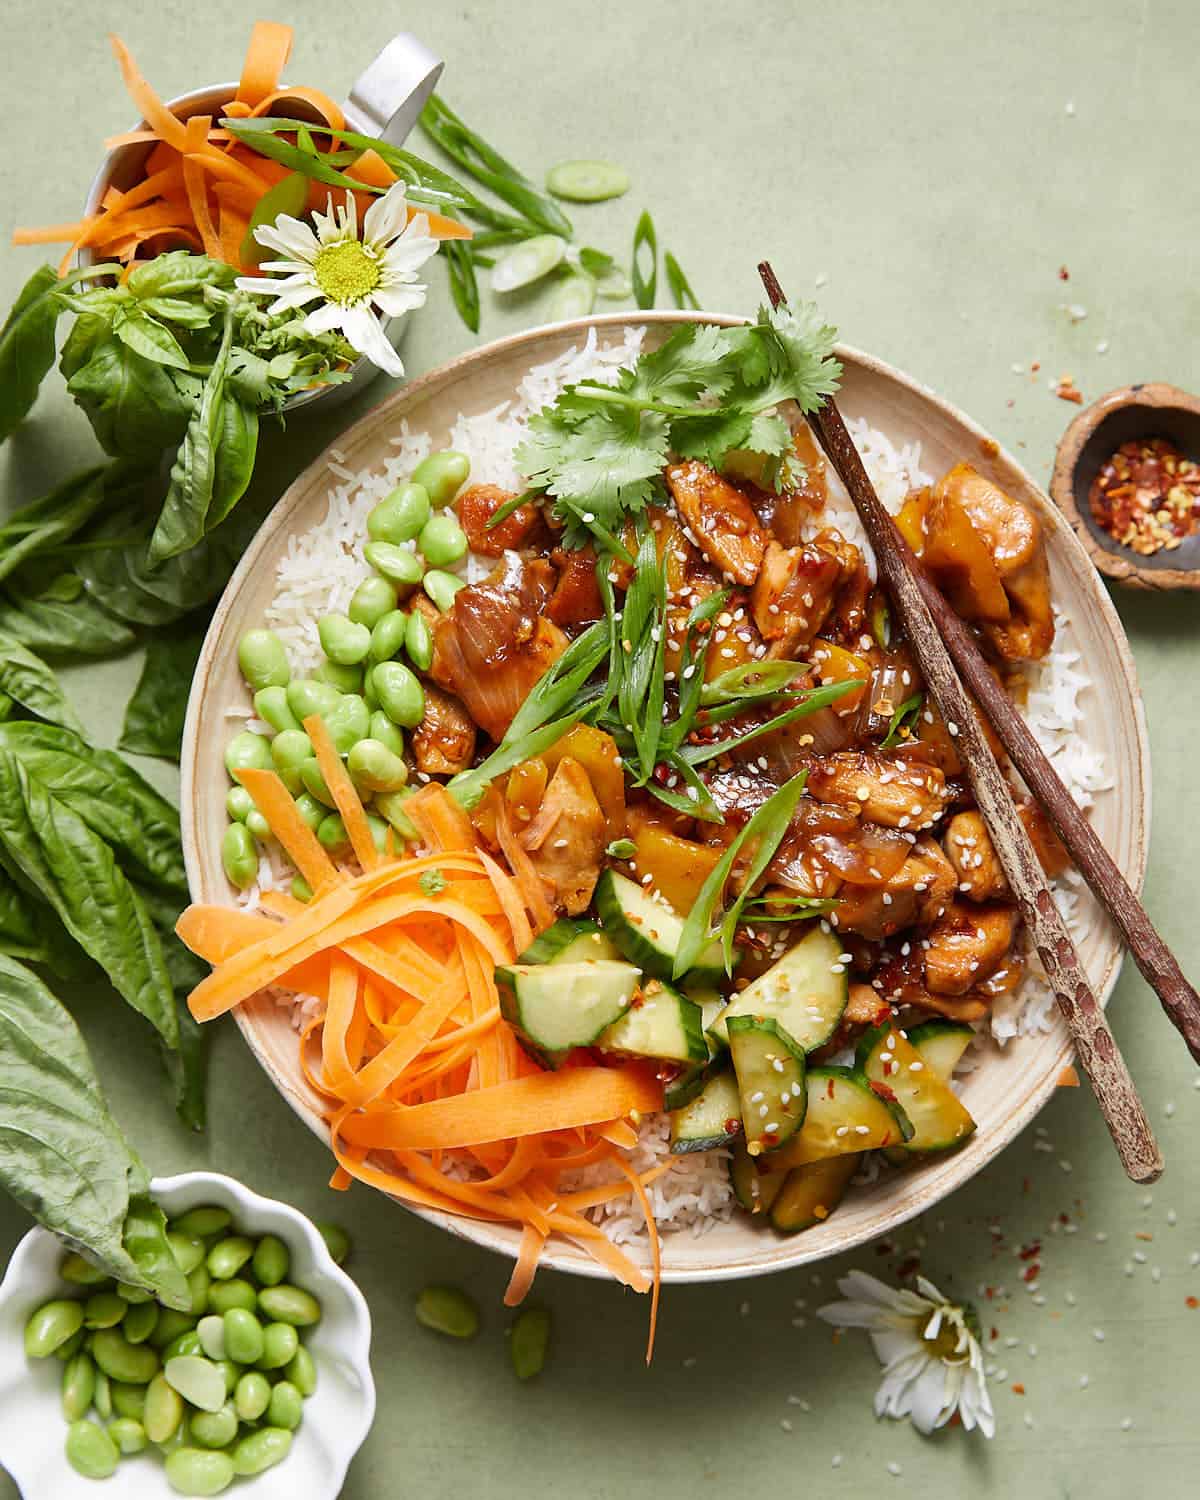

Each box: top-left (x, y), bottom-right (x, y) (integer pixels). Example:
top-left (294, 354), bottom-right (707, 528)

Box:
top-left (2, 1), bottom-right (1199, 1495)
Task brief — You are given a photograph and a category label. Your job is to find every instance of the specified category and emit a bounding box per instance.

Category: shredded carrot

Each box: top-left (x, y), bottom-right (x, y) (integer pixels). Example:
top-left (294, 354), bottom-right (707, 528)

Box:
top-left (108, 34), bottom-right (188, 150)
top-left (236, 21), bottom-right (294, 107)
top-left (249, 85), bottom-right (344, 130)
top-left (12, 222), bottom-right (89, 246)
top-left (176, 780), bottom-right (669, 1339)
top-left (304, 714), bottom-right (380, 872)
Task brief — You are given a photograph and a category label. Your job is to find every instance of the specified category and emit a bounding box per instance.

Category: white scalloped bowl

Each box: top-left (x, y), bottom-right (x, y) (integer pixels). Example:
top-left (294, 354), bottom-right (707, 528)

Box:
top-left (0, 1172), bottom-right (374, 1500)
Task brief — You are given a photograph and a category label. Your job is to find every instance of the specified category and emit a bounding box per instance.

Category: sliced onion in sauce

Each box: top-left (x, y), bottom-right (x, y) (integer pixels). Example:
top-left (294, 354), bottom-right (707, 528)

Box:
top-left (808, 824), bottom-right (911, 883)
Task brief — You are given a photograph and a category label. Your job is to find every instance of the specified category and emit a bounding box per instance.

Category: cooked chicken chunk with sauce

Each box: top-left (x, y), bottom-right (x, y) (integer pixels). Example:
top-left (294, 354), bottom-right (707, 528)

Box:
top-left (411, 686), bottom-right (477, 776)
top-left (923, 902), bottom-right (1020, 996)
top-left (519, 757), bottom-right (607, 915)
top-left (807, 750), bottom-right (953, 831)
top-left (665, 461), bottom-right (768, 585)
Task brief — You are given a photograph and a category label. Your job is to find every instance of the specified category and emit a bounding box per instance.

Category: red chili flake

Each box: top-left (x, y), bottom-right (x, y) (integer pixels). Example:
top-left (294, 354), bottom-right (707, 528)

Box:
top-left (1058, 265), bottom-right (1070, 280)
top-left (1186, 1297), bottom-right (1198, 1310)
top-left (949, 1411), bottom-right (962, 1427)
top-left (1022, 1263), bottom-right (1041, 1283)
top-left (1055, 375), bottom-right (1084, 404)
top-left (1019, 1241), bottom-right (1042, 1261)
top-left (1022, 1177), bottom-right (1032, 1195)
top-left (1088, 437), bottom-right (1200, 556)
top-left (990, 1326), bottom-right (999, 1341)
top-left (1031, 361), bottom-right (1041, 372)
top-left (1012, 1382), bottom-right (1026, 1396)
top-left (1058, 1214), bottom-right (1071, 1225)
top-left (1136, 1231), bottom-right (1155, 1242)
top-left (985, 1287), bottom-right (996, 1300)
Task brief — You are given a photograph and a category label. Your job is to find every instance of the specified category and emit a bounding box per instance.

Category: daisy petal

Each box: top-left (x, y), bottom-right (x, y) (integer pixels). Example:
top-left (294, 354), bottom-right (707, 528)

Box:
top-left (341, 303), bottom-right (404, 377)
top-left (254, 214), bottom-right (320, 263)
top-left (370, 283), bottom-right (427, 319)
top-left (363, 181), bottom-right (410, 247)
top-left (303, 301), bottom-right (352, 336)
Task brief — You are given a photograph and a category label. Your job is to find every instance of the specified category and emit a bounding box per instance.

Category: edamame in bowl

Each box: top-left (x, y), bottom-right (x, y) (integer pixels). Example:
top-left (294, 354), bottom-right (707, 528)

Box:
top-left (0, 1173), bottom-right (374, 1500)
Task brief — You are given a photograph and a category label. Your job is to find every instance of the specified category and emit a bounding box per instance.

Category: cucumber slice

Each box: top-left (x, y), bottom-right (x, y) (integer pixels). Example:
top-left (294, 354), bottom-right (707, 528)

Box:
top-left (518, 918), bottom-right (621, 966)
top-left (727, 1015), bottom-right (807, 1155)
top-left (729, 1141), bottom-right (789, 1215)
top-left (663, 1057), bottom-right (714, 1112)
top-left (668, 1066), bottom-right (742, 1154)
top-left (769, 1153), bottom-right (861, 1234)
top-left (596, 869), bottom-right (724, 982)
top-left (600, 978), bottom-right (708, 1062)
top-left (857, 1024), bottom-right (976, 1155)
top-left (710, 925), bottom-right (847, 1052)
top-left (495, 960), bottom-right (638, 1063)
top-left (764, 1066), bottom-right (913, 1169)
top-left (905, 1019), bottom-right (976, 1082)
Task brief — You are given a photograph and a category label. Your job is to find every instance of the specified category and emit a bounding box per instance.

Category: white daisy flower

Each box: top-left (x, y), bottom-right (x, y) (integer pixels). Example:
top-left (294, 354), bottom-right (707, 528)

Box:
top-left (235, 181), bottom-right (439, 378)
top-left (817, 1270), bottom-right (994, 1438)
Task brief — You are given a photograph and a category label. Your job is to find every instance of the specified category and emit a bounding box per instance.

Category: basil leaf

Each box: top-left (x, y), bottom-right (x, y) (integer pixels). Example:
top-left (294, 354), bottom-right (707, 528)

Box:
top-left (130, 880), bottom-right (209, 1132)
top-left (239, 172), bottom-right (309, 267)
top-left (125, 251), bottom-right (235, 301)
top-left (444, 241), bottom-right (481, 333)
top-left (631, 211), bottom-right (658, 309)
top-left (0, 866), bottom-right (92, 978)
top-left (205, 398), bottom-right (258, 530)
top-left (0, 467), bottom-right (109, 585)
top-left (0, 265), bottom-right (63, 443)
top-left (119, 627), bottom-right (205, 762)
top-left (0, 584), bottom-right (135, 657)
top-left (0, 750), bottom-right (178, 1048)
top-left (65, 333), bottom-right (193, 461)
top-left (673, 771), bottom-right (809, 978)
top-left (0, 633), bottom-right (83, 733)
top-left (0, 954), bottom-right (189, 1305)
top-left (112, 309), bottom-right (190, 370)
top-left (0, 722), bottom-right (188, 895)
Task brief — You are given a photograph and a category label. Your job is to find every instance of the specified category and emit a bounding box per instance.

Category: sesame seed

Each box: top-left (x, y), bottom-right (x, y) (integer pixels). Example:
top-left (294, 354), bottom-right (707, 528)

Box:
top-left (1093, 1328), bottom-right (1105, 1342)
top-left (1079, 1374), bottom-right (1090, 1389)
top-left (831, 1455), bottom-right (842, 1469)
top-left (887, 1462), bottom-right (902, 1477)
top-left (780, 1419), bottom-right (794, 1433)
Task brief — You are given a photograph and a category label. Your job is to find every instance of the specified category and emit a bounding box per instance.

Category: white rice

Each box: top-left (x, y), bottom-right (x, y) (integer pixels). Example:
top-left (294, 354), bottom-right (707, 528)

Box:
top-left (241, 330), bottom-right (1110, 1244)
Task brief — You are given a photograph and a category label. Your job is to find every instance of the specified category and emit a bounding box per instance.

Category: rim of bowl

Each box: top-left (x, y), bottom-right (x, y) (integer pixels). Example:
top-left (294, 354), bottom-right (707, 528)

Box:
top-left (0, 1170), bottom-right (375, 1498)
top-left (180, 310), bottom-right (1151, 1285)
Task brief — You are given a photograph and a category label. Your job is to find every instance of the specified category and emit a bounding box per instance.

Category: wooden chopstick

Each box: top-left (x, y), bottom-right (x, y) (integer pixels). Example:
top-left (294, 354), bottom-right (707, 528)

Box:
top-left (759, 262), bottom-right (1163, 1184)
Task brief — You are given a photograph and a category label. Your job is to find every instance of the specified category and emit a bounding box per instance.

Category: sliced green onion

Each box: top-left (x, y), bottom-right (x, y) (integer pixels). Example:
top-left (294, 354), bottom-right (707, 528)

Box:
top-left (700, 660), bottom-right (810, 706)
top-left (491, 235), bottom-right (568, 293)
top-left (631, 210), bottom-right (658, 309)
top-left (881, 691), bottom-right (924, 749)
top-left (680, 680), bottom-right (858, 767)
top-left (546, 160), bottom-right (630, 202)
top-left (664, 250), bottom-right (699, 310)
top-left (444, 242), bottom-right (481, 333)
top-left (546, 271), bottom-right (596, 321)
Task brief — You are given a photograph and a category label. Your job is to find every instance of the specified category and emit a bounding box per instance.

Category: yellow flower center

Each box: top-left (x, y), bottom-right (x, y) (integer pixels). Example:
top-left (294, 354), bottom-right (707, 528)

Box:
top-left (923, 1321), bottom-right (968, 1364)
top-left (313, 240), bottom-right (380, 306)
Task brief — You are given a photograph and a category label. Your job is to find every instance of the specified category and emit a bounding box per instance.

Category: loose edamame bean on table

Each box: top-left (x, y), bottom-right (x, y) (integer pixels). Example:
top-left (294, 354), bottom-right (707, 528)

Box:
top-left (367, 481), bottom-right (431, 543)
top-left (373, 660), bottom-right (425, 728)
top-left (25, 1299), bottom-right (85, 1359)
top-left (415, 1285), bottom-right (479, 1339)
top-left (65, 1419), bottom-right (119, 1480)
top-left (348, 574), bottom-right (398, 629)
top-left (418, 512), bottom-right (468, 567)
top-left (423, 568), bottom-right (466, 613)
top-left (509, 1304), bottom-right (552, 1379)
top-left (412, 449), bottom-right (471, 507)
top-left (318, 613), bottom-right (372, 666)
top-left (223, 731), bottom-right (272, 778)
top-left (316, 1221), bottom-right (352, 1266)
top-left (364, 540), bottom-right (424, 588)
top-left (237, 629), bottom-right (290, 691)
top-left (221, 823), bottom-right (257, 890)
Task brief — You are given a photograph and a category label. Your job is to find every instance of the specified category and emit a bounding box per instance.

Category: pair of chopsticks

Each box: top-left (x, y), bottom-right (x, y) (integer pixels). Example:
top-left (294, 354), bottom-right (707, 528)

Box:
top-left (759, 262), bottom-right (1200, 1185)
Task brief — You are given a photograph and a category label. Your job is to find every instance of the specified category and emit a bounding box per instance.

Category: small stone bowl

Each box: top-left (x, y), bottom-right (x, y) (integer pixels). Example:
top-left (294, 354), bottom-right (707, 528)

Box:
top-left (1050, 381), bottom-right (1200, 590)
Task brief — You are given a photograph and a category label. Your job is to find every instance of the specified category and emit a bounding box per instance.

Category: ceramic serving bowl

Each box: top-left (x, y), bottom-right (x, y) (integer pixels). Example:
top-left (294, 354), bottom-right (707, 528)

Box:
top-left (181, 312), bottom-right (1150, 1286)
top-left (0, 1172), bottom-right (374, 1500)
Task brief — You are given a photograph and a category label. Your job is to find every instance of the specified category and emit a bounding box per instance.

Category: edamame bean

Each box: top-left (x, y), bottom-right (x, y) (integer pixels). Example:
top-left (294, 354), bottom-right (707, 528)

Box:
top-left (368, 482), bottom-right (431, 544)
top-left (224, 786), bottom-right (255, 823)
top-left (237, 630), bottom-right (290, 691)
top-left (185, 1265), bottom-right (210, 1317)
top-left (116, 1282), bottom-right (154, 1305)
top-left (253, 685), bottom-right (302, 734)
top-left (415, 1285), bottom-right (479, 1338)
top-left (317, 813), bottom-right (350, 856)
top-left (368, 710), bottom-right (406, 758)
top-left (373, 661), bottom-right (425, 728)
top-left (92, 1371), bottom-right (113, 1418)
top-left (108, 1416), bottom-right (148, 1455)
top-left (224, 731), bottom-right (272, 778)
top-left (366, 813), bottom-right (389, 854)
top-left (92, 1327), bottom-right (159, 1384)
top-left (509, 1305), bottom-right (551, 1379)
top-left (423, 569), bottom-right (466, 613)
top-left (418, 512), bottom-right (468, 567)
top-left (270, 729), bottom-right (313, 793)
top-left (373, 790), bottom-right (418, 842)
top-left (165, 1355), bottom-right (226, 1414)
top-left (234, 1371), bottom-right (271, 1422)
top-left (222, 1308), bottom-right (265, 1366)
top-left (349, 575), bottom-right (399, 629)
top-left (363, 668), bottom-right (380, 711)
top-left (65, 1419), bottom-right (119, 1480)
top-left (144, 1371), bottom-right (184, 1443)
top-left (61, 1351), bottom-right (96, 1421)
top-left (231, 1427), bottom-right (293, 1478)
top-left (251, 1234), bottom-right (290, 1289)
top-left (84, 1291), bottom-right (127, 1329)
top-left (222, 823), bottom-right (258, 890)
top-left (167, 1231), bottom-right (206, 1276)
top-left (258, 1285), bottom-right (322, 1329)
top-left (207, 1236), bottom-right (253, 1281)
top-left (257, 1321), bottom-right (300, 1370)
top-left (293, 792), bottom-right (326, 831)
top-left (189, 1402), bottom-right (238, 1450)
top-left (156, 1425), bottom-right (188, 1456)
top-left (25, 1299), bottom-right (84, 1358)
top-left (367, 608), bottom-right (410, 666)
top-left (365, 540), bottom-right (425, 588)
top-left (291, 876), bottom-right (313, 903)
top-left (206, 1279), bottom-right (255, 1316)
top-left (316, 1221), bottom-right (352, 1266)
top-left (196, 1315), bottom-right (226, 1361)
top-left (123, 1301), bottom-right (159, 1345)
top-left (55, 1327), bottom-right (85, 1362)
top-left (322, 693), bottom-right (370, 753)
top-left (164, 1447), bottom-right (236, 1496)
top-left (245, 810), bottom-right (269, 843)
top-left (545, 158), bottom-right (631, 202)
top-left (60, 1253), bottom-right (110, 1287)
top-left (405, 608), bottom-right (434, 672)
top-left (318, 613), bottom-right (371, 666)
top-left (150, 1309), bottom-right (197, 1351)
top-left (348, 738), bottom-right (409, 793)
top-left (267, 1379), bottom-right (304, 1431)
top-left (285, 1343), bottom-right (318, 1396)
top-left (215, 1359), bottom-right (239, 1396)
top-left (314, 658), bottom-right (364, 694)
top-left (110, 1381), bottom-right (146, 1421)
top-left (286, 678), bottom-right (342, 723)
top-left (164, 1330), bottom-right (203, 1363)
top-left (412, 450), bottom-right (470, 509)
top-left (171, 1207), bottom-right (232, 1239)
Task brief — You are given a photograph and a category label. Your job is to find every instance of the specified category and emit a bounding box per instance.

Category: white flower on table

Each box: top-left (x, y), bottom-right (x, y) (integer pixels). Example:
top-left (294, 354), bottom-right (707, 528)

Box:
top-left (817, 1270), bottom-right (994, 1438)
top-left (235, 181), bottom-right (439, 378)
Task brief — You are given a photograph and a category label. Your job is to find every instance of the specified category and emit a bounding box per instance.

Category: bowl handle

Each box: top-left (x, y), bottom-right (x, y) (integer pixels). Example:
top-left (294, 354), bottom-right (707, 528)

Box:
top-left (342, 33), bottom-right (443, 146)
